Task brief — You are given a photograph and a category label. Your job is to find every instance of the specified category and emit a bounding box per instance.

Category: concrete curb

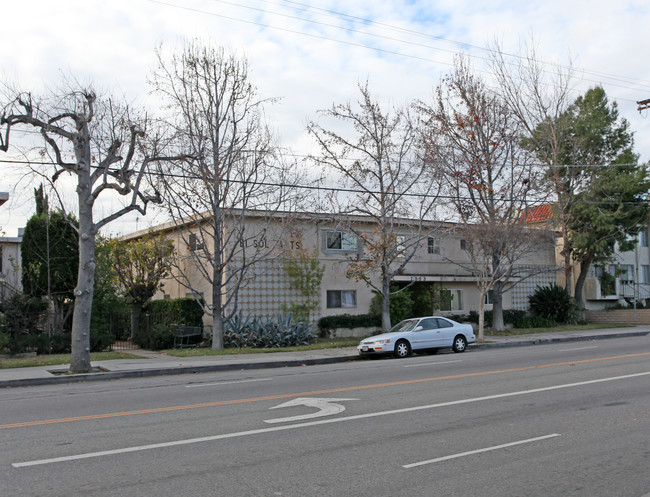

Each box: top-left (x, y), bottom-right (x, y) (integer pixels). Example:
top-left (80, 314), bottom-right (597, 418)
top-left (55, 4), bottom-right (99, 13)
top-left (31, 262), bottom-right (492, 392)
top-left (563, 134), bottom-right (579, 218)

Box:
top-left (470, 330), bottom-right (650, 349)
top-left (0, 355), bottom-right (358, 388)
top-left (1, 330), bottom-right (648, 388)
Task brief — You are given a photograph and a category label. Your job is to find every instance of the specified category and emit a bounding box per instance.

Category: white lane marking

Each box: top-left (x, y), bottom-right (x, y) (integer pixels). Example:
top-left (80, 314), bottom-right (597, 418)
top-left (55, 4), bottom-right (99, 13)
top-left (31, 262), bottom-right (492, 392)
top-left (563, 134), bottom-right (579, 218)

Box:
top-left (185, 378), bottom-right (273, 388)
top-left (559, 346), bottom-right (599, 352)
top-left (13, 371), bottom-right (650, 468)
top-left (265, 397), bottom-right (358, 424)
top-left (404, 360), bottom-right (462, 368)
top-left (403, 433), bottom-right (561, 468)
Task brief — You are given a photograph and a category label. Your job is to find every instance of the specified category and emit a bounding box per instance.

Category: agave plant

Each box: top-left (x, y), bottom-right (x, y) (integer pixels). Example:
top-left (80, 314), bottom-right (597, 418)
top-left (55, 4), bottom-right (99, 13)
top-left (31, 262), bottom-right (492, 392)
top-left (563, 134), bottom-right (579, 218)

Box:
top-left (224, 312), bottom-right (316, 348)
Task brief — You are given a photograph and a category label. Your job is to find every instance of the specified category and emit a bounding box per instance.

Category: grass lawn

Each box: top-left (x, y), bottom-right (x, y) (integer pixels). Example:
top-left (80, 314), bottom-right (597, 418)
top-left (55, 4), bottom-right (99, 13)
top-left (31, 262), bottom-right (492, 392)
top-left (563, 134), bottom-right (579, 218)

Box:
top-left (485, 323), bottom-right (631, 336)
top-left (0, 351), bottom-right (148, 370)
top-left (164, 337), bottom-right (361, 357)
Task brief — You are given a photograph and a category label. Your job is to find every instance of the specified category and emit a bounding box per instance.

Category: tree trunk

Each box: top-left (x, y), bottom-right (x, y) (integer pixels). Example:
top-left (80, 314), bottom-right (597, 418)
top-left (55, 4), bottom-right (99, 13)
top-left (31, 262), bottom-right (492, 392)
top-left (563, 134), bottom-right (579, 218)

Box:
top-left (68, 144), bottom-right (98, 373)
top-left (477, 296), bottom-right (485, 342)
top-left (574, 257), bottom-right (593, 311)
top-left (491, 281), bottom-right (505, 331)
top-left (211, 265), bottom-right (225, 350)
top-left (69, 193), bottom-right (95, 373)
top-left (212, 313), bottom-right (224, 350)
top-left (130, 301), bottom-right (143, 340)
top-left (381, 275), bottom-right (391, 333)
top-left (563, 232), bottom-right (573, 296)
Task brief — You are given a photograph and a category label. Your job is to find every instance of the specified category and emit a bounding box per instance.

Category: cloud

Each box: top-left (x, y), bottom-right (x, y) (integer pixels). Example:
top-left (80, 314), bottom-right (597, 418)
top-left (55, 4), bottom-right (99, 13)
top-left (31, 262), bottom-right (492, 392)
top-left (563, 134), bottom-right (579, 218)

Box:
top-left (1, 0), bottom-right (649, 235)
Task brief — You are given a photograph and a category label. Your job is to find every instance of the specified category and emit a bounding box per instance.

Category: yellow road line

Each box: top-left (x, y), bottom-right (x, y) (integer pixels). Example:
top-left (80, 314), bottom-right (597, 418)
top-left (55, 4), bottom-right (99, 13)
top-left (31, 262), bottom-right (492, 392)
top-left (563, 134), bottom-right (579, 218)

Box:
top-left (2, 351), bottom-right (649, 430)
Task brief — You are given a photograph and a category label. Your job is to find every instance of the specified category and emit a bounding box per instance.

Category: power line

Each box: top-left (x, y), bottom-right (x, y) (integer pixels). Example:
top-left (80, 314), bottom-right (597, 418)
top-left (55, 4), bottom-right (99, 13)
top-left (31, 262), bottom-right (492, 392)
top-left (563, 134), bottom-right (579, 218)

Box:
top-left (265, 0), bottom-right (650, 91)
top-left (0, 157), bottom-right (644, 170)
top-left (1, 158), bottom-right (646, 207)
top-left (146, 0), bottom-right (650, 99)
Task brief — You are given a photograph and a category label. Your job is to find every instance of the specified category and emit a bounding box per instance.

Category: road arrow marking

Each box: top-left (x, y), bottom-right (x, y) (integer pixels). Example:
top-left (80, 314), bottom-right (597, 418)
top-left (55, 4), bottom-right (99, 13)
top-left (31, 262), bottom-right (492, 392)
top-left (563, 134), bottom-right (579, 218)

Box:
top-left (264, 397), bottom-right (358, 424)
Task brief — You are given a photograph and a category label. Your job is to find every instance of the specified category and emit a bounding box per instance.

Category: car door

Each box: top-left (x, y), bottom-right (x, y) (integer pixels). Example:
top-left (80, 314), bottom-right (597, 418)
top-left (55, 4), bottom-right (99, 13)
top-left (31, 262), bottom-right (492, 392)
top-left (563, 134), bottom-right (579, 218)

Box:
top-left (410, 318), bottom-right (439, 350)
top-left (433, 317), bottom-right (456, 347)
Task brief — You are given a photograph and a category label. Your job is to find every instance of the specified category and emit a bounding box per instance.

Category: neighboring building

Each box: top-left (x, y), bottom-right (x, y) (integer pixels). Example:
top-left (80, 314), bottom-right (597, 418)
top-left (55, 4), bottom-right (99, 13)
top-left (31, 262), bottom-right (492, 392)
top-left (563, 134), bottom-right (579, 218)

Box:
top-left (125, 210), bottom-right (559, 324)
top-left (521, 203), bottom-right (650, 310)
top-left (0, 229), bottom-right (23, 305)
top-left (572, 226), bottom-right (650, 310)
top-left (0, 192), bottom-right (23, 305)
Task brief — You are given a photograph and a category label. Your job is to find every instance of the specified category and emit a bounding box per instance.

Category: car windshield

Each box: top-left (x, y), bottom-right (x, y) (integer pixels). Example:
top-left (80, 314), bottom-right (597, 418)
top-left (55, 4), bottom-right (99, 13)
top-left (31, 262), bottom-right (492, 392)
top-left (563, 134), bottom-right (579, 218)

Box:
top-left (390, 319), bottom-right (419, 333)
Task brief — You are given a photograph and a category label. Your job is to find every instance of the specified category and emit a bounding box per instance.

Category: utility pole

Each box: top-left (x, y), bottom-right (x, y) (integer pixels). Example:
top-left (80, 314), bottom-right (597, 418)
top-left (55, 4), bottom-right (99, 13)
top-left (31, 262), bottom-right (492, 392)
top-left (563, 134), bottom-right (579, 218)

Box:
top-left (638, 98), bottom-right (650, 112)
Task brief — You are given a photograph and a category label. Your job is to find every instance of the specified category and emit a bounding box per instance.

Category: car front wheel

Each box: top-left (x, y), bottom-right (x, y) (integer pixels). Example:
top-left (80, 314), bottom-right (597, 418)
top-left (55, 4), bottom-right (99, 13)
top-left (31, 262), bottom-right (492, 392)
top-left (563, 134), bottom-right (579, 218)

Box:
top-left (452, 335), bottom-right (468, 353)
top-left (393, 339), bottom-right (411, 358)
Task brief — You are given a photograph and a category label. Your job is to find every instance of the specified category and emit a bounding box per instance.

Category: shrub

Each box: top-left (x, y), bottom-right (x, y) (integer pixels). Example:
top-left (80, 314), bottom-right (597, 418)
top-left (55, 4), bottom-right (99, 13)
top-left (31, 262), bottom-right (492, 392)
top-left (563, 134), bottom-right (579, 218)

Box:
top-left (144, 298), bottom-right (204, 327)
top-left (515, 316), bottom-right (557, 328)
top-left (143, 324), bottom-right (176, 350)
top-left (89, 331), bottom-right (116, 352)
top-left (133, 298), bottom-right (204, 349)
top-left (467, 309), bottom-right (527, 326)
top-left (0, 330), bottom-right (8, 353)
top-left (318, 314), bottom-right (381, 335)
top-left (369, 285), bottom-right (413, 324)
top-left (529, 284), bottom-right (577, 323)
top-left (224, 313), bottom-right (316, 348)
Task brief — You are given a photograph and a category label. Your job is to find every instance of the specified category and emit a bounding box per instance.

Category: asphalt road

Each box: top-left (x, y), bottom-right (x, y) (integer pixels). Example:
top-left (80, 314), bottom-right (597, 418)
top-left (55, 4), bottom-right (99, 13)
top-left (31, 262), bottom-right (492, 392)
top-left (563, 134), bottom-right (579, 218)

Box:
top-left (1, 336), bottom-right (649, 497)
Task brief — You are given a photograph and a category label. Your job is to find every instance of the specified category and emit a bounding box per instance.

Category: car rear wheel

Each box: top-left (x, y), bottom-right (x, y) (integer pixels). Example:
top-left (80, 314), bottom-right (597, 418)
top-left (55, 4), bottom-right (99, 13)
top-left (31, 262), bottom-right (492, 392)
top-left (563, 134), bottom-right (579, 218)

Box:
top-left (452, 335), bottom-right (467, 353)
top-left (393, 340), bottom-right (411, 358)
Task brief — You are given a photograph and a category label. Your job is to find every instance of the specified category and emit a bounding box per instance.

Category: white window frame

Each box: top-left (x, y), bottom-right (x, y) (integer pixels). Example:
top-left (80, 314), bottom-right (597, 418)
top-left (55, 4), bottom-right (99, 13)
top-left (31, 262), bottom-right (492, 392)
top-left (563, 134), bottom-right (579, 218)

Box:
top-left (440, 289), bottom-right (463, 312)
top-left (324, 230), bottom-right (358, 252)
top-left (427, 237), bottom-right (440, 255)
top-left (396, 235), bottom-right (406, 259)
top-left (326, 290), bottom-right (357, 309)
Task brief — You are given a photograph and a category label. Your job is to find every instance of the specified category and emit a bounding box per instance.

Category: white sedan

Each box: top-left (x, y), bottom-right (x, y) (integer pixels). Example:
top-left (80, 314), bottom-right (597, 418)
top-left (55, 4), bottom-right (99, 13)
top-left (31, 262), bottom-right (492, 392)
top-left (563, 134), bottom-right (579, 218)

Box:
top-left (357, 316), bottom-right (476, 358)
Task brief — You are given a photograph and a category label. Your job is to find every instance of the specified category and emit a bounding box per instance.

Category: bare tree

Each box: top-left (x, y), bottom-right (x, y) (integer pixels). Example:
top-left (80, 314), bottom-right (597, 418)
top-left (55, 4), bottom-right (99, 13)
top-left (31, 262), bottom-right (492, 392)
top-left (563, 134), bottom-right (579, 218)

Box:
top-left (150, 41), bottom-right (305, 349)
top-left (489, 40), bottom-right (577, 294)
top-left (0, 83), bottom-right (178, 372)
top-left (418, 56), bottom-right (549, 338)
top-left (308, 82), bottom-right (441, 332)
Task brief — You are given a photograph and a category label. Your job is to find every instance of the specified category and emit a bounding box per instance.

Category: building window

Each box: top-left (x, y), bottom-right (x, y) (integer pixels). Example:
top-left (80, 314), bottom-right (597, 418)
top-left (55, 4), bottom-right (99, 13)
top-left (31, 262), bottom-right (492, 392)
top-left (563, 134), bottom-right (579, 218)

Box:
top-left (427, 237), bottom-right (440, 255)
top-left (396, 235), bottom-right (406, 259)
top-left (620, 264), bottom-right (635, 283)
top-left (484, 290), bottom-right (494, 305)
top-left (189, 233), bottom-right (205, 251)
top-left (640, 265), bottom-right (650, 285)
top-left (460, 239), bottom-right (469, 251)
top-left (326, 290), bottom-right (357, 308)
top-left (440, 289), bottom-right (463, 311)
top-left (325, 231), bottom-right (358, 251)
top-left (640, 229), bottom-right (649, 247)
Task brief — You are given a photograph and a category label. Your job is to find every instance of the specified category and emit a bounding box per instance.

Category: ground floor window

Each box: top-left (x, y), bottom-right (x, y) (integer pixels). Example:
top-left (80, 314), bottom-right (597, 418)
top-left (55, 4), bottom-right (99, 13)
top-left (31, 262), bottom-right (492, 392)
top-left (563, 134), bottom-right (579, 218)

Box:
top-left (326, 290), bottom-right (357, 308)
top-left (440, 289), bottom-right (463, 311)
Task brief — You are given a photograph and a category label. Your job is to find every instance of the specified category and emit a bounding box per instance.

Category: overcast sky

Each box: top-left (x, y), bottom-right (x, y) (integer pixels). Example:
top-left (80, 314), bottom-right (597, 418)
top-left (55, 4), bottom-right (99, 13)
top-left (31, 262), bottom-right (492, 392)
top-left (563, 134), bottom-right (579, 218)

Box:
top-left (2, 0), bottom-right (650, 236)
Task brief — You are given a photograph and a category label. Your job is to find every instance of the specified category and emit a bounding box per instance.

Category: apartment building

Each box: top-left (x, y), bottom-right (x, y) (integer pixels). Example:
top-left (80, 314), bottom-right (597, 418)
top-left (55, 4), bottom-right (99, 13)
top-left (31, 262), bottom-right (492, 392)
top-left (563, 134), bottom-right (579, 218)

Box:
top-left (127, 211), bottom-right (559, 323)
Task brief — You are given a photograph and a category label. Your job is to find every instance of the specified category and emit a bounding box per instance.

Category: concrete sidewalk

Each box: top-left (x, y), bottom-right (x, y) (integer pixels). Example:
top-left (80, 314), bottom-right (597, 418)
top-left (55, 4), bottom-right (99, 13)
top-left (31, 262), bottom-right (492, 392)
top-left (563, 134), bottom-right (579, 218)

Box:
top-left (1, 326), bottom-right (648, 388)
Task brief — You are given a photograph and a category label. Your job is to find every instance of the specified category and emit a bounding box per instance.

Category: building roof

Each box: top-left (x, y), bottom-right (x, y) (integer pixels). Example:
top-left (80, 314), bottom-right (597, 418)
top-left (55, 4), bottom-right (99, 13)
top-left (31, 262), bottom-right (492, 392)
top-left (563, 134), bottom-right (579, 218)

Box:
top-left (521, 204), bottom-right (554, 224)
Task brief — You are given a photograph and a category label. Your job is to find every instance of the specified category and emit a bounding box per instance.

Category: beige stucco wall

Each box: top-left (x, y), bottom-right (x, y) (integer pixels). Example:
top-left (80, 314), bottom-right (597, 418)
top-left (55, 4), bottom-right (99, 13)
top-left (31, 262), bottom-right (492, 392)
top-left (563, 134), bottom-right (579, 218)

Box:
top-left (0, 236), bottom-right (23, 299)
top-left (130, 213), bottom-right (561, 323)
